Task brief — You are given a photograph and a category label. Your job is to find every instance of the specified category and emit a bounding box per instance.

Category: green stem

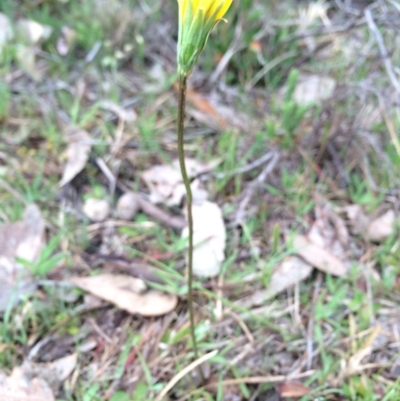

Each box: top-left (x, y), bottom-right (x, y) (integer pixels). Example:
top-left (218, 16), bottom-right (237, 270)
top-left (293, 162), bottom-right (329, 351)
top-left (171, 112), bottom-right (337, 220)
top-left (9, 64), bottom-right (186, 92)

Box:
top-left (177, 74), bottom-right (203, 379)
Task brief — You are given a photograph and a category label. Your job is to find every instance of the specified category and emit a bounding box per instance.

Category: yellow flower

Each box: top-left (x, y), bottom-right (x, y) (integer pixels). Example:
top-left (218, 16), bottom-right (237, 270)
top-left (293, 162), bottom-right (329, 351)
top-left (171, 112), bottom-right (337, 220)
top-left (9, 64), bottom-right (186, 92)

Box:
top-left (177, 0), bottom-right (233, 76)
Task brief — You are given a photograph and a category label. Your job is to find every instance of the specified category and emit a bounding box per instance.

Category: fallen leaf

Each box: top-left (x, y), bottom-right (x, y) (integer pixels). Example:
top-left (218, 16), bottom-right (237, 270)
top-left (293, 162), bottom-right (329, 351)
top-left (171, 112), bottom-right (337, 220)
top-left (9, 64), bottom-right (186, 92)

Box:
top-left (0, 13), bottom-right (13, 53)
top-left (291, 202), bottom-right (351, 276)
top-left (141, 164), bottom-right (185, 206)
top-left (367, 210), bottom-right (396, 242)
top-left (278, 381), bottom-right (312, 398)
top-left (294, 75), bottom-right (336, 104)
top-left (141, 159), bottom-right (214, 206)
top-left (0, 367), bottom-right (55, 401)
top-left (16, 19), bottom-right (52, 45)
top-left (239, 257), bottom-right (313, 307)
top-left (59, 126), bottom-right (91, 187)
top-left (185, 86), bottom-right (227, 129)
top-left (181, 201), bottom-right (226, 277)
top-left (340, 204), bottom-right (370, 235)
top-left (340, 205), bottom-right (397, 242)
top-left (70, 274), bottom-right (178, 316)
top-left (22, 353), bottom-right (77, 393)
top-left (293, 234), bottom-right (347, 276)
top-left (0, 204), bottom-right (45, 311)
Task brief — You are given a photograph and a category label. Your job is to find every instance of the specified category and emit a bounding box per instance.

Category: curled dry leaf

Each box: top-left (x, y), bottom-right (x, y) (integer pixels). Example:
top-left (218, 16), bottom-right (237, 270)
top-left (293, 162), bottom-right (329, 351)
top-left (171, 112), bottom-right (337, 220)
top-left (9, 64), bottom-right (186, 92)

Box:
top-left (181, 201), bottom-right (226, 277)
top-left (239, 256), bottom-right (313, 308)
top-left (293, 234), bottom-right (346, 276)
top-left (22, 353), bottom-right (77, 393)
top-left (141, 164), bottom-right (187, 206)
top-left (141, 158), bottom-right (216, 206)
top-left (0, 367), bottom-right (54, 401)
top-left (0, 204), bottom-right (45, 312)
top-left (366, 210), bottom-right (396, 242)
top-left (59, 126), bottom-right (91, 187)
top-left (292, 203), bottom-right (350, 276)
top-left (341, 205), bottom-right (397, 242)
top-left (70, 274), bottom-right (178, 316)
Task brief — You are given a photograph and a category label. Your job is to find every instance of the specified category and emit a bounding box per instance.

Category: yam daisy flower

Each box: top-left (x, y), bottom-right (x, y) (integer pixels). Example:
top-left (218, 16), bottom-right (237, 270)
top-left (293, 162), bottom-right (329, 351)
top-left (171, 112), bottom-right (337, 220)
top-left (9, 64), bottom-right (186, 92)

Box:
top-left (177, 0), bottom-right (233, 76)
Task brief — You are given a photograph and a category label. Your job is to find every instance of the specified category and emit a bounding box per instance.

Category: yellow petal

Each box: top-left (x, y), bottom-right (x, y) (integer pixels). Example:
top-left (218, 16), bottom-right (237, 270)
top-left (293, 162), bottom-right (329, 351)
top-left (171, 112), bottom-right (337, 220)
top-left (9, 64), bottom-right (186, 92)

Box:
top-left (215, 0), bottom-right (232, 20)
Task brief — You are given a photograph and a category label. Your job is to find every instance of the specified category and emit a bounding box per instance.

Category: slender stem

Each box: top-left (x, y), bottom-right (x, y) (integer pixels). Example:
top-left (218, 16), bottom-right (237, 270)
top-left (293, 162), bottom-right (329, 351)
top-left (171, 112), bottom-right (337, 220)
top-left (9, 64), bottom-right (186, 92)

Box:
top-left (177, 74), bottom-right (203, 378)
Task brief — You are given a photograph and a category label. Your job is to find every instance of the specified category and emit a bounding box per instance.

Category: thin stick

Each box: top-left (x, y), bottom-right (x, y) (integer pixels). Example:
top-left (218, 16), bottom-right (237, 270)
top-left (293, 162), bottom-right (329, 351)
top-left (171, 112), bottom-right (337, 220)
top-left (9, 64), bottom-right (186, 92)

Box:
top-left (177, 74), bottom-right (202, 377)
top-left (155, 350), bottom-right (218, 401)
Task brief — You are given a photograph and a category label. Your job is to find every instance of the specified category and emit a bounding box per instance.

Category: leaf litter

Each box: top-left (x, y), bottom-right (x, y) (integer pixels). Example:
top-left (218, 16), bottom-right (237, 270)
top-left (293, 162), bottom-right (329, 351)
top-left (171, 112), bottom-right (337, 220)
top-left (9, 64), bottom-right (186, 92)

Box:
top-left (59, 126), bottom-right (92, 187)
top-left (291, 202), bottom-right (351, 276)
top-left (0, 204), bottom-right (45, 312)
top-left (69, 274), bottom-right (178, 316)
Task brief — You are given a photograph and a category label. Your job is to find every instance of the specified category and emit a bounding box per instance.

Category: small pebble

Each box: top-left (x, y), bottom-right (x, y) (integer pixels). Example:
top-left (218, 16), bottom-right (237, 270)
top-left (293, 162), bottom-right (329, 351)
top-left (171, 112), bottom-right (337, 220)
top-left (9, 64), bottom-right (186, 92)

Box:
top-left (83, 198), bottom-right (110, 222)
top-left (116, 192), bottom-right (140, 220)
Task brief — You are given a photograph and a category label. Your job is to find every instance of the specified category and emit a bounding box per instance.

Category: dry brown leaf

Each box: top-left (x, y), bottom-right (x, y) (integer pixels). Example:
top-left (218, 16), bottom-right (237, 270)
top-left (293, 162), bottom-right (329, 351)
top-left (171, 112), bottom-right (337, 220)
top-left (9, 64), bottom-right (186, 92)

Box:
top-left (59, 126), bottom-right (91, 187)
top-left (69, 274), bottom-right (178, 316)
top-left (293, 234), bottom-right (347, 276)
top-left (22, 354), bottom-right (77, 393)
top-left (278, 381), bottom-right (312, 398)
top-left (182, 201), bottom-right (226, 277)
top-left (0, 204), bottom-right (45, 311)
top-left (0, 367), bottom-right (54, 401)
top-left (185, 86), bottom-right (227, 129)
top-left (367, 209), bottom-right (396, 242)
top-left (239, 256), bottom-right (313, 307)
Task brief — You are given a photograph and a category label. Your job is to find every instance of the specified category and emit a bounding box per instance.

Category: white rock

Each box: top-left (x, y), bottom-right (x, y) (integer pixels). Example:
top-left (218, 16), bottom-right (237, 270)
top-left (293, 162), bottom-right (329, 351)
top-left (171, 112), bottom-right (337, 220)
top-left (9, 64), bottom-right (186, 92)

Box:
top-left (83, 198), bottom-right (110, 222)
top-left (116, 192), bottom-right (140, 220)
top-left (294, 75), bottom-right (336, 104)
top-left (182, 201), bottom-right (226, 277)
top-left (16, 19), bottom-right (52, 45)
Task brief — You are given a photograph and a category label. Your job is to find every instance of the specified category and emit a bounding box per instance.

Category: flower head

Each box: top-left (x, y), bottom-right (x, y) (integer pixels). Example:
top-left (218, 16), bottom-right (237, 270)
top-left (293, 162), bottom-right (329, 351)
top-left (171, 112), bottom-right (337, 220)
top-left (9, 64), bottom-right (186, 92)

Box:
top-left (177, 0), bottom-right (232, 76)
